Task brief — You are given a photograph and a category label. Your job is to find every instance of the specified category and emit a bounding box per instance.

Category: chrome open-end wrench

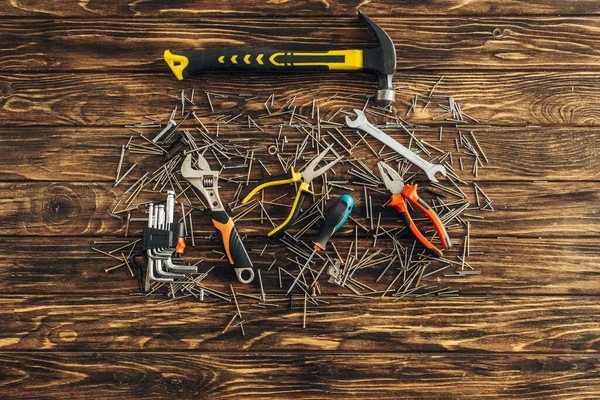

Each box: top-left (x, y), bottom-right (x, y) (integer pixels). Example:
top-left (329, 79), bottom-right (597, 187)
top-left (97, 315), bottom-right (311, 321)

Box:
top-left (345, 109), bottom-right (446, 182)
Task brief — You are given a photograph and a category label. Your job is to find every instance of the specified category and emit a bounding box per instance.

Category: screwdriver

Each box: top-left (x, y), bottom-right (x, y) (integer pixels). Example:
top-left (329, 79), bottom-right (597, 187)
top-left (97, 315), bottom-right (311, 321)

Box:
top-left (286, 194), bottom-right (354, 295)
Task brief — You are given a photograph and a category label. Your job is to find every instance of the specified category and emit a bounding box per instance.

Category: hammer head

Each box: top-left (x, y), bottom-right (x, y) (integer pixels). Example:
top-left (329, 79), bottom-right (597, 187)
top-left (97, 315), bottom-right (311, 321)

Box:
top-left (359, 11), bottom-right (396, 103)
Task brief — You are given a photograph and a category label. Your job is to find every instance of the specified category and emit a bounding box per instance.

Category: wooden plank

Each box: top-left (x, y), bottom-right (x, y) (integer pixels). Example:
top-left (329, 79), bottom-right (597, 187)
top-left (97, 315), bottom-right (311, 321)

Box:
top-left (0, 353), bottom-right (598, 399)
top-left (2, 72), bottom-right (600, 126)
top-left (2, 236), bottom-right (599, 296)
top-left (0, 181), bottom-right (597, 237)
top-left (1, 126), bottom-right (598, 182)
top-left (2, 295), bottom-right (599, 352)
top-left (4, 18), bottom-right (600, 72)
top-left (0, 1), bottom-right (598, 17)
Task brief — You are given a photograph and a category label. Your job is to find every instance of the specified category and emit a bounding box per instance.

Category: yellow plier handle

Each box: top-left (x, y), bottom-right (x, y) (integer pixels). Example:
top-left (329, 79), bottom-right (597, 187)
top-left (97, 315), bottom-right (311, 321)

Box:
top-left (239, 168), bottom-right (313, 237)
top-left (267, 181), bottom-right (312, 237)
top-left (241, 168), bottom-right (302, 204)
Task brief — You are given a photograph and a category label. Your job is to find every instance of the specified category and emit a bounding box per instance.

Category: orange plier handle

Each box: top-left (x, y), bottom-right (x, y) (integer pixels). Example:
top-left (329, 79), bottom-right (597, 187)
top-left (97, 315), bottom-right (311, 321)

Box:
top-left (388, 184), bottom-right (452, 258)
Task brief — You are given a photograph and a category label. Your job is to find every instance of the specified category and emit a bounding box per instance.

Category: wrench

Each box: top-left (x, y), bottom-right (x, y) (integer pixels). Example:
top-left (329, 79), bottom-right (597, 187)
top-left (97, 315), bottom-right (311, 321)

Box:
top-left (181, 154), bottom-right (255, 284)
top-left (345, 109), bottom-right (446, 182)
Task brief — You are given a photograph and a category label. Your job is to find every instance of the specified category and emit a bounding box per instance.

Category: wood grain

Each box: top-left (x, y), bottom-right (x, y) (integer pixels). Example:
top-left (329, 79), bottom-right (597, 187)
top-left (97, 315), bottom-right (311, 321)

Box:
top-left (0, 181), bottom-right (597, 237)
top-left (0, 0), bottom-right (598, 17)
top-left (2, 72), bottom-right (600, 126)
top-left (2, 236), bottom-right (599, 296)
top-left (3, 18), bottom-right (600, 72)
top-left (1, 126), bottom-right (598, 182)
top-left (0, 353), bottom-right (598, 399)
top-left (2, 2), bottom-right (600, 398)
top-left (2, 295), bottom-right (600, 352)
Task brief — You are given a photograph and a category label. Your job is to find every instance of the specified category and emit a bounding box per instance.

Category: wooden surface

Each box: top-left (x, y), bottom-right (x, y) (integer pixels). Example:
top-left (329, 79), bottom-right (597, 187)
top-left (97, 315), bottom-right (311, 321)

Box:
top-left (1, 1), bottom-right (600, 399)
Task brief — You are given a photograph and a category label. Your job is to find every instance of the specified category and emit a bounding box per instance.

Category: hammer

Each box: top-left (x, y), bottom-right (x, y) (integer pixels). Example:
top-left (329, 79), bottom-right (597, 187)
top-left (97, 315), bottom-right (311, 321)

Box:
top-left (164, 12), bottom-right (396, 103)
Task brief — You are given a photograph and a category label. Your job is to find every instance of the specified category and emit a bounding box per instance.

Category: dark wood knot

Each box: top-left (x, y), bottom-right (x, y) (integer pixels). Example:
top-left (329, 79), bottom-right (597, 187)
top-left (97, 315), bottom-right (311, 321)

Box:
top-left (41, 184), bottom-right (83, 229)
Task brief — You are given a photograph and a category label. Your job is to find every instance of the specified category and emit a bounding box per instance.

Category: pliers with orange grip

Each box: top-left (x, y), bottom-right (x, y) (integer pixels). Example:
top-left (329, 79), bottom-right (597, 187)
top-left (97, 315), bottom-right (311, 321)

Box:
top-left (377, 161), bottom-right (452, 258)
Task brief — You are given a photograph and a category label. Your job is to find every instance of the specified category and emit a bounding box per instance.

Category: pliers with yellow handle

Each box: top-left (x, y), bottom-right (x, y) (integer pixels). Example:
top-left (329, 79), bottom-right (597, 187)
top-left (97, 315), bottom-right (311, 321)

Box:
top-left (241, 144), bottom-right (342, 237)
top-left (378, 161), bottom-right (452, 258)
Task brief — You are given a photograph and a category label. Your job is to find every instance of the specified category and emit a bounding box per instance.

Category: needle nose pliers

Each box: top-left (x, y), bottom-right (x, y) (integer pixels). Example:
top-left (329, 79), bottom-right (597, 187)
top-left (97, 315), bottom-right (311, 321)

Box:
top-left (241, 144), bottom-right (342, 237)
top-left (377, 161), bottom-right (452, 257)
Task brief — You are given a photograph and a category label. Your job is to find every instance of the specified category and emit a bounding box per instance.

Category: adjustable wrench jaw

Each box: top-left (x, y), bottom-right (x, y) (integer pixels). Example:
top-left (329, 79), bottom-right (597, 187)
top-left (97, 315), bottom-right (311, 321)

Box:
top-left (193, 171), bottom-right (224, 212)
top-left (181, 155), bottom-right (224, 211)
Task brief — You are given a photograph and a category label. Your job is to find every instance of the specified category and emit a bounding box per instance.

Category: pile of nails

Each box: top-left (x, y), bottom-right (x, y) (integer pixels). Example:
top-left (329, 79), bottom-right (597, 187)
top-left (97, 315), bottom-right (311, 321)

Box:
top-left (94, 77), bottom-right (493, 335)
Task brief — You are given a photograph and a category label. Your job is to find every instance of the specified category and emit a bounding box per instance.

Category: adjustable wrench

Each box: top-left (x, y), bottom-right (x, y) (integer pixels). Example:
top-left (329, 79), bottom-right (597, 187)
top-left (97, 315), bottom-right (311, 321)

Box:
top-left (345, 109), bottom-right (446, 182)
top-left (181, 154), bottom-right (255, 284)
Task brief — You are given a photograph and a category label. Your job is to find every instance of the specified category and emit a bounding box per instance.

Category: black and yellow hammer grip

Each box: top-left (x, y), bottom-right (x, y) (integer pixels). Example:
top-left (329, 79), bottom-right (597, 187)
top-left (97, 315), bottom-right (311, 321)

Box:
top-left (164, 48), bottom-right (364, 80)
top-left (211, 210), bottom-right (254, 284)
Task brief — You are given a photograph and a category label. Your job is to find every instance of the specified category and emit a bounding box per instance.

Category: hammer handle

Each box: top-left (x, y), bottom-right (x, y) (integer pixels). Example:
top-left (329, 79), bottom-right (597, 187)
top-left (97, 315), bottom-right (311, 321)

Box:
top-left (164, 48), bottom-right (363, 80)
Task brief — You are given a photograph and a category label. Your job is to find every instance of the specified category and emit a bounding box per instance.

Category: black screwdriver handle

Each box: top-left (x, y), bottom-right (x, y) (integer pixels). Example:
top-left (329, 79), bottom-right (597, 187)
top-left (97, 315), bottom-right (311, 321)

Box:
top-left (313, 194), bottom-right (354, 251)
top-left (164, 48), bottom-right (363, 80)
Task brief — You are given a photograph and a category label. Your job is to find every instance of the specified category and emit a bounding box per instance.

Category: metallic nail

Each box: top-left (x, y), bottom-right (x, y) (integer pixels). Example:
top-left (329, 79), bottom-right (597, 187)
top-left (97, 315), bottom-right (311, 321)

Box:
top-left (113, 163), bottom-right (137, 187)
